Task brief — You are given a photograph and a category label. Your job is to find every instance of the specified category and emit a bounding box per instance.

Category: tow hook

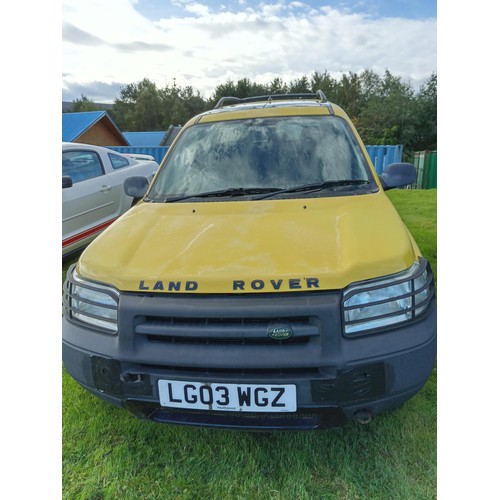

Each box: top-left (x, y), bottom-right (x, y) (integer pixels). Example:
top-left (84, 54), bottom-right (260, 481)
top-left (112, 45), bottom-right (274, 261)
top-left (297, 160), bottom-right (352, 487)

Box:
top-left (354, 409), bottom-right (373, 424)
top-left (121, 372), bottom-right (143, 384)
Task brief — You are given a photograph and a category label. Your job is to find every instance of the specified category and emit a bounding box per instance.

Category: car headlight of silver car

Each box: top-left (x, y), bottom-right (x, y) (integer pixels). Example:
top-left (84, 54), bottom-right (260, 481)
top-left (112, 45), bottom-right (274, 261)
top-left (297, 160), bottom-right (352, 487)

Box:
top-left (63, 266), bottom-right (119, 334)
top-left (342, 258), bottom-right (434, 335)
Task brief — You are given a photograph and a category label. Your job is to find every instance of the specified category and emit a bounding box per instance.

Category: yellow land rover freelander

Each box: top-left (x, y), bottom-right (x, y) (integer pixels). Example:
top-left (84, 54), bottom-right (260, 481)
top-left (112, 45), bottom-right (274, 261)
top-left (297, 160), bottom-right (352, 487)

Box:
top-left (62, 91), bottom-right (436, 430)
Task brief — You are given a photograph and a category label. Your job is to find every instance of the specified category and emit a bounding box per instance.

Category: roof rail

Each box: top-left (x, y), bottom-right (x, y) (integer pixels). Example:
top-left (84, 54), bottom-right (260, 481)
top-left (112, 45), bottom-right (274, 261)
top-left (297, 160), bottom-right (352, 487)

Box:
top-left (214, 90), bottom-right (328, 109)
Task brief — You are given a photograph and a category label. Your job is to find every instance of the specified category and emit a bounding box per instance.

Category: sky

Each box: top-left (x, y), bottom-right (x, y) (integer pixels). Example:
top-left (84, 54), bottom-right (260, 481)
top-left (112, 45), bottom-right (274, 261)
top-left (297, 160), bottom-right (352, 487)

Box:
top-left (62, 0), bottom-right (437, 103)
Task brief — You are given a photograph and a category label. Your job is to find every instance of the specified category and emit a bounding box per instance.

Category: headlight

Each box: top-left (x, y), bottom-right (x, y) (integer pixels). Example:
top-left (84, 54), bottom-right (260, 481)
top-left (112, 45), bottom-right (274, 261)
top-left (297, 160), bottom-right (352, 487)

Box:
top-left (63, 265), bottom-right (119, 334)
top-left (342, 258), bottom-right (434, 335)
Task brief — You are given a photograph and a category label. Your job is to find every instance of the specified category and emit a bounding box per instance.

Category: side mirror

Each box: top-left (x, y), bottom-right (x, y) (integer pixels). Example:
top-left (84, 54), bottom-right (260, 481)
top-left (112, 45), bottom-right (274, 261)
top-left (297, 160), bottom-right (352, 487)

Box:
top-left (379, 163), bottom-right (416, 190)
top-left (62, 176), bottom-right (73, 189)
top-left (124, 176), bottom-right (149, 199)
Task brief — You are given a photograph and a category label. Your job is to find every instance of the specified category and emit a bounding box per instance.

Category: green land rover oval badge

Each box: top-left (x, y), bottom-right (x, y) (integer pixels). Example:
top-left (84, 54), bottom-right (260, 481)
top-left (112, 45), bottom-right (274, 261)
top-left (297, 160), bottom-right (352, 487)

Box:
top-left (268, 326), bottom-right (294, 340)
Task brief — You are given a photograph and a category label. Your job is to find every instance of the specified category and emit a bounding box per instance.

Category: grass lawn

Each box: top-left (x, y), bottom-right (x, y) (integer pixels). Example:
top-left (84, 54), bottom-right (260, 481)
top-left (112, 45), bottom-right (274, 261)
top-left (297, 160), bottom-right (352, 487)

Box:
top-left (62, 189), bottom-right (437, 499)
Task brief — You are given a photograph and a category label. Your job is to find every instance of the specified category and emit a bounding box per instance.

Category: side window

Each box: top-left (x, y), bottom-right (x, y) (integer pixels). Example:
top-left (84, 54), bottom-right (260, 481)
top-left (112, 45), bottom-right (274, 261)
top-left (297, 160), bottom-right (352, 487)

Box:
top-left (62, 150), bottom-right (104, 183)
top-left (108, 153), bottom-right (130, 170)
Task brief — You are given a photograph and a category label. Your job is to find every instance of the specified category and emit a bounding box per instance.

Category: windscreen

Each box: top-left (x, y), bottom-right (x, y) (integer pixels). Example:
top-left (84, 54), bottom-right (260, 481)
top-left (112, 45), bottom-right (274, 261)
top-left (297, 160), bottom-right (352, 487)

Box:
top-left (149, 115), bottom-right (372, 199)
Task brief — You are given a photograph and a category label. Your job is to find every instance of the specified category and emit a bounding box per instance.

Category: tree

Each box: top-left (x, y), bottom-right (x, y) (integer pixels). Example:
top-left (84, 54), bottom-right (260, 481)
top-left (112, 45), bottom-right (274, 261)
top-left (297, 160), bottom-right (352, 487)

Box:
top-left (236, 78), bottom-right (267, 98)
top-left (359, 69), bottom-right (383, 100)
top-left (134, 79), bottom-right (164, 130)
top-left (72, 95), bottom-right (99, 112)
top-left (106, 70), bottom-right (437, 160)
top-left (210, 78), bottom-right (269, 105)
top-left (332, 72), bottom-right (363, 118)
top-left (357, 70), bottom-right (417, 150)
top-left (289, 75), bottom-right (311, 93)
top-left (180, 86), bottom-right (209, 119)
top-left (112, 83), bottom-right (141, 130)
top-left (413, 73), bottom-right (437, 151)
top-left (310, 71), bottom-right (335, 99)
top-left (267, 77), bottom-right (288, 94)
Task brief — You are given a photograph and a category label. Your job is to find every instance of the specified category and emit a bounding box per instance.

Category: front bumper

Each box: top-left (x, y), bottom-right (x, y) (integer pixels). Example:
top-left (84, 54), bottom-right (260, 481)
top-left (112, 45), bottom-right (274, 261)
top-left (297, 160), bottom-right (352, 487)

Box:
top-left (62, 286), bottom-right (436, 430)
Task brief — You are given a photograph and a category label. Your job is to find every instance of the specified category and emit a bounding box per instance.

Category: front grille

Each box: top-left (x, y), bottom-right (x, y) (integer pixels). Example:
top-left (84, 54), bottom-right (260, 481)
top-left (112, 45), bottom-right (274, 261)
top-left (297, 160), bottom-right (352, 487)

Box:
top-left (145, 334), bottom-right (309, 345)
top-left (116, 290), bottom-right (340, 373)
top-left (135, 315), bottom-right (318, 345)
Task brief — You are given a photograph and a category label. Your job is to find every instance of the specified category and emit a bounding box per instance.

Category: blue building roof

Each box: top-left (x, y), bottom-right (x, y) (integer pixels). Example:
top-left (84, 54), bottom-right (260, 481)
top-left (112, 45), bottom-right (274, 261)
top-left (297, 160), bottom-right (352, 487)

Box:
top-left (123, 131), bottom-right (167, 147)
top-left (62, 111), bottom-right (129, 144)
top-left (62, 111), bottom-right (106, 141)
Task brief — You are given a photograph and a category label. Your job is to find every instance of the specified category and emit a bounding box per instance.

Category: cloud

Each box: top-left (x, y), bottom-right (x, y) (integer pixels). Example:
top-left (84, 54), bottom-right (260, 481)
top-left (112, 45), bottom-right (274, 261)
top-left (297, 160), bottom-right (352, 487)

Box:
top-left (185, 3), bottom-right (210, 17)
top-left (63, 22), bottom-right (172, 53)
top-left (112, 41), bottom-right (173, 53)
top-left (62, 23), bottom-right (104, 46)
top-left (62, 80), bottom-right (126, 102)
top-left (62, 0), bottom-right (436, 100)
top-left (154, 5), bottom-right (435, 77)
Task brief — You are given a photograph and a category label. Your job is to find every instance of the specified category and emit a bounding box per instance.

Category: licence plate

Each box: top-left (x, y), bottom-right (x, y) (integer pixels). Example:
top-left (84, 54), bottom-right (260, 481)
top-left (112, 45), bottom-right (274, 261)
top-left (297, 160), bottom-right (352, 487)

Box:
top-left (158, 380), bottom-right (297, 412)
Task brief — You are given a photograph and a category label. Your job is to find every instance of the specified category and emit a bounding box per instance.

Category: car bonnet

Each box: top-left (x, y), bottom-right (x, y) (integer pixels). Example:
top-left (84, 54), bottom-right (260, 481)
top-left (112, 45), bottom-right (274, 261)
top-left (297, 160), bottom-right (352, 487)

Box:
top-left (76, 191), bottom-right (418, 294)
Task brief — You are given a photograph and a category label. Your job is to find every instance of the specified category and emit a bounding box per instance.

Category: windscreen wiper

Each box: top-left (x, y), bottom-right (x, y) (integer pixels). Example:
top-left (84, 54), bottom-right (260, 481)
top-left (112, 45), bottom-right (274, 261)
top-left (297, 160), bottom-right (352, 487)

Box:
top-left (166, 187), bottom-right (284, 202)
top-left (255, 179), bottom-right (371, 200)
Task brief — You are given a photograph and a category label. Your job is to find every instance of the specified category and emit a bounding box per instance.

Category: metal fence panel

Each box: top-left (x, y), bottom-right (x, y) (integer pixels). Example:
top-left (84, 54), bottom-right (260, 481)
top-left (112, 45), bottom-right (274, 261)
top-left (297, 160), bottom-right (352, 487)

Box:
top-left (365, 145), bottom-right (403, 174)
top-left (108, 144), bottom-right (408, 179)
top-left (411, 151), bottom-right (437, 189)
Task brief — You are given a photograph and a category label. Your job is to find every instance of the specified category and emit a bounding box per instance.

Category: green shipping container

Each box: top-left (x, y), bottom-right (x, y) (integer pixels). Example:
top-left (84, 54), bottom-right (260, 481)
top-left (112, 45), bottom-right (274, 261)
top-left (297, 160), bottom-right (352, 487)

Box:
top-left (413, 151), bottom-right (437, 189)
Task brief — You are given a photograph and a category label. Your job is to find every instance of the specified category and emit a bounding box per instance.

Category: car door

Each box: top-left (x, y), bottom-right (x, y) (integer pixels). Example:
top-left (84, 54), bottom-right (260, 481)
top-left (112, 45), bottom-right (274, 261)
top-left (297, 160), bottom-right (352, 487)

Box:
top-left (104, 151), bottom-right (141, 214)
top-left (62, 148), bottom-right (122, 251)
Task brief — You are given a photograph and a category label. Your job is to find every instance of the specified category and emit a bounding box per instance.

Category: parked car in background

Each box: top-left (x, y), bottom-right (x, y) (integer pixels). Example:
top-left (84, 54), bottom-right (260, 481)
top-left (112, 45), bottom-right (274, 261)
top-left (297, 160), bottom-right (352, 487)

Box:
top-left (122, 153), bottom-right (157, 161)
top-left (62, 142), bottom-right (159, 258)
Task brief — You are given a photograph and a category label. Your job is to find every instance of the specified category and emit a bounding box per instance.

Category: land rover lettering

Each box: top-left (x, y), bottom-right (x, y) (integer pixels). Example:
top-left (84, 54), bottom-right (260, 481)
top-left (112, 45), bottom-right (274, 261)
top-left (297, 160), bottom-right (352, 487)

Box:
top-left (138, 280), bottom-right (199, 291)
top-left (232, 277), bottom-right (320, 291)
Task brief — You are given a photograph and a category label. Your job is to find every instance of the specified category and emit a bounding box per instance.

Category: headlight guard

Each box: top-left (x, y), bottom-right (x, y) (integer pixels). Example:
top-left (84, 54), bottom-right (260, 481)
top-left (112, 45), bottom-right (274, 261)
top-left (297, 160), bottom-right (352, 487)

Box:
top-left (342, 257), bottom-right (434, 336)
top-left (63, 265), bottom-right (119, 334)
